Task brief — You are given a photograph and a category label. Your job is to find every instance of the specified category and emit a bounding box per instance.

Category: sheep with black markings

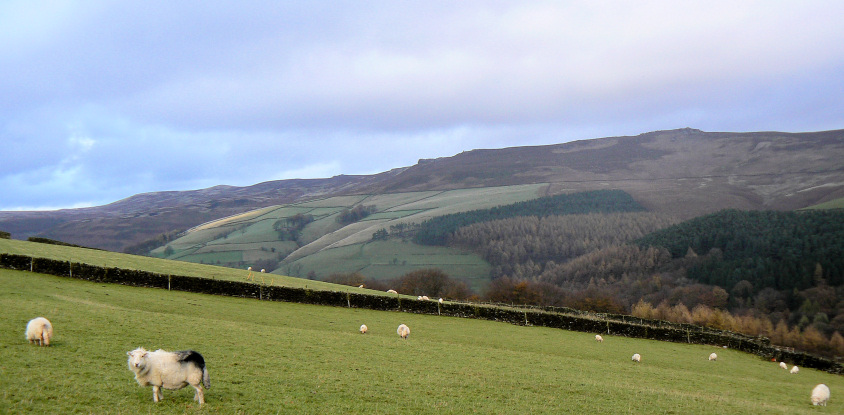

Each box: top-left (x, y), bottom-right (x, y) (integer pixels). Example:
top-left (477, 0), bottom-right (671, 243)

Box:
top-left (127, 347), bottom-right (210, 405)
top-left (25, 317), bottom-right (53, 346)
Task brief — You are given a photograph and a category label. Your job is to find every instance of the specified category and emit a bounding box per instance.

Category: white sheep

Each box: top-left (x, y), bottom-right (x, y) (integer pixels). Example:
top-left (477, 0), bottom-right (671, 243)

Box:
top-left (632, 353), bottom-right (641, 363)
top-left (358, 285), bottom-right (364, 288)
top-left (260, 269), bottom-right (266, 273)
top-left (360, 324), bottom-right (368, 334)
top-left (595, 334), bottom-right (603, 343)
top-left (438, 298), bottom-right (444, 304)
top-left (127, 347), bottom-right (210, 405)
top-left (779, 361), bottom-right (787, 370)
top-left (397, 324), bottom-right (410, 339)
top-left (421, 296), bottom-right (430, 301)
top-left (25, 317), bottom-right (53, 346)
top-left (387, 289), bottom-right (398, 294)
top-left (709, 352), bottom-right (717, 361)
top-left (811, 383), bottom-right (830, 406)
top-left (417, 296), bottom-right (422, 300)
top-left (790, 365), bottom-right (799, 374)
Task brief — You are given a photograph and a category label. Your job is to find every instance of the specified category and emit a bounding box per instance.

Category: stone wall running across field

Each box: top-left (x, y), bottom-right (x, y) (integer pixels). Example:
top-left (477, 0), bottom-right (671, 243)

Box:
top-left (1, 252), bottom-right (841, 374)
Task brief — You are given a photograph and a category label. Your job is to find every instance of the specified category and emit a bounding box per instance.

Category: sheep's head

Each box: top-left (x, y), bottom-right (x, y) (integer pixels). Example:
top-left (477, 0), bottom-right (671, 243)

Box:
top-left (127, 347), bottom-right (148, 369)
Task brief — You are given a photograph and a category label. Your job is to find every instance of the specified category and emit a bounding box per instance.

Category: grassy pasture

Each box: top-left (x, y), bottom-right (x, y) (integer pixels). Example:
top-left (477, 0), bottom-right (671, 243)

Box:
top-left (0, 239), bottom-right (370, 294)
top-left (280, 240), bottom-right (491, 291)
top-left (2, 269), bottom-right (841, 414)
top-left (801, 197), bottom-right (844, 210)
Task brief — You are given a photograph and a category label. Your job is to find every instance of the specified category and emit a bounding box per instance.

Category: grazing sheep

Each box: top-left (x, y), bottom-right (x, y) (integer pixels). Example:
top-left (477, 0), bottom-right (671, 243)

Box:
top-left (417, 296), bottom-right (422, 300)
top-left (438, 298), bottom-right (444, 304)
top-left (709, 353), bottom-right (717, 361)
top-left (811, 383), bottom-right (830, 406)
top-left (127, 347), bottom-right (210, 405)
top-left (421, 296), bottom-right (430, 301)
top-left (397, 324), bottom-right (410, 339)
top-left (595, 334), bottom-right (603, 343)
top-left (387, 289), bottom-right (398, 294)
top-left (632, 353), bottom-right (641, 363)
top-left (360, 324), bottom-right (368, 334)
top-left (779, 361), bottom-right (788, 370)
top-left (790, 365), bottom-right (799, 374)
top-left (358, 285), bottom-right (364, 288)
top-left (25, 317), bottom-right (53, 346)
top-left (260, 269), bottom-right (266, 273)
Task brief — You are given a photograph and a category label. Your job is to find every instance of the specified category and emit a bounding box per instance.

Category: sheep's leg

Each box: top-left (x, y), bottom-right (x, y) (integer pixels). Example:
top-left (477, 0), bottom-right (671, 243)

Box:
top-left (192, 385), bottom-right (205, 405)
top-left (152, 386), bottom-right (161, 402)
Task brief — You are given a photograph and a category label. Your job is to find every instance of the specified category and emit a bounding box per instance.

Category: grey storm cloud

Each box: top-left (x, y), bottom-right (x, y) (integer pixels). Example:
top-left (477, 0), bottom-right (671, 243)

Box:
top-left (1, 1), bottom-right (843, 210)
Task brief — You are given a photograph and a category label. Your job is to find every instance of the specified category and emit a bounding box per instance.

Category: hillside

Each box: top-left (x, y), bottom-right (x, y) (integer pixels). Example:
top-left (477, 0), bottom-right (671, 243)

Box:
top-left (1, 128), bottom-right (843, 252)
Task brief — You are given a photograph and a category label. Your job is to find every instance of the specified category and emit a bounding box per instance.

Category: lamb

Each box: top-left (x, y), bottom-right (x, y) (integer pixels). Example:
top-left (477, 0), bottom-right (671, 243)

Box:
top-left (709, 353), bottom-right (717, 361)
top-left (127, 347), bottom-right (210, 405)
top-left (790, 365), bottom-right (799, 374)
top-left (632, 353), bottom-right (641, 363)
top-left (360, 324), bottom-right (368, 334)
top-left (811, 383), bottom-right (830, 406)
top-left (595, 334), bottom-right (603, 343)
top-left (397, 324), bottom-right (410, 339)
top-left (779, 361), bottom-right (788, 370)
top-left (25, 317), bottom-right (53, 346)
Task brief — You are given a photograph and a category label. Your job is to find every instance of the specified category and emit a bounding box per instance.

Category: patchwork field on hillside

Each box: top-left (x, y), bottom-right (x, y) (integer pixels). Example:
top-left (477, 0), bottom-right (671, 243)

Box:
top-left (150, 184), bottom-right (549, 288)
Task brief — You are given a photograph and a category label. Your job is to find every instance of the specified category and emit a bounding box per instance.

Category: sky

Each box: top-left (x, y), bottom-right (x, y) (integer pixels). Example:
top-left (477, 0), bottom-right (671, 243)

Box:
top-left (2, 1), bottom-right (843, 211)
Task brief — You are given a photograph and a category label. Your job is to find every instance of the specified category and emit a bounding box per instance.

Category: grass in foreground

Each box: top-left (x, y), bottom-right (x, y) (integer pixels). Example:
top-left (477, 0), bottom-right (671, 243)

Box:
top-left (2, 269), bottom-right (841, 414)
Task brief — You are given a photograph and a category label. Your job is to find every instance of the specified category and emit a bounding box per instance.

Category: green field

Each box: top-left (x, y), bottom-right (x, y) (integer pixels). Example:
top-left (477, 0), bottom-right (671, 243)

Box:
top-left (2, 269), bottom-right (841, 414)
top-left (150, 184), bottom-right (549, 287)
top-left (801, 197), bottom-right (844, 210)
top-left (279, 240), bottom-right (491, 292)
top-left (0, 239), bottom-right (376, 295)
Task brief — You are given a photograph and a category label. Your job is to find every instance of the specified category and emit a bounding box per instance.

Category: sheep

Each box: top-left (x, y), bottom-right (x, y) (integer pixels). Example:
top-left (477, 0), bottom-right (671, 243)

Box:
top-left (632, 353), bottom-right (641, 363)
top-left (360, 324), bottom-right (368, 334)
top-left (417, 296), bottom-right (422, 300)
top-left (790, 365), bottom-right (799, 374)
top-left (126, 347), bottom-right (210, 405)
top-left (709, 353), bottom-right (717, 361)
top-left (779, 361), bottom-right (787, 370)
top-left (260, 269), bottom-right (266, 273)
top-left (397, 324), bottom-right (410, 339)
top-left (438, 298), bottom-right (444, 304)
top-left (421, 296), bottom-right (430, 301)
top-left (811, 383), bottom-right (830, 406)
top-left (25, 317), bottom-right (53, 346)
top-left (387, 289), bottom-right (398, 294)
top-left (358, 285), bottom-right (364, 288)
top-left (595, 334), bottom-right (603, 343)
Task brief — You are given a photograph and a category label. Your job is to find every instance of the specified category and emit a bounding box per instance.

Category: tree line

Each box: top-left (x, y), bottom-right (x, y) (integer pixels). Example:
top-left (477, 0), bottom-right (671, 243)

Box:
top-left (413, 190), bottom-right (646, 245)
